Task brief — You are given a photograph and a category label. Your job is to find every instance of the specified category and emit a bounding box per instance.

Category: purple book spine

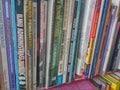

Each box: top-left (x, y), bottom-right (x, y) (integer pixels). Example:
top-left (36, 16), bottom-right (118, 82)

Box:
top-left (99, 6), bottom-right (117, 74)
top-left (2, 0), bottom-right (16, 90)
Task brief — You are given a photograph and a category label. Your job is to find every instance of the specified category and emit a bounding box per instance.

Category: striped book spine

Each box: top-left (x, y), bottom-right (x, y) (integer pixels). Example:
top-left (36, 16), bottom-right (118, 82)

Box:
top-left (2, 0), bottom-right (16, 89)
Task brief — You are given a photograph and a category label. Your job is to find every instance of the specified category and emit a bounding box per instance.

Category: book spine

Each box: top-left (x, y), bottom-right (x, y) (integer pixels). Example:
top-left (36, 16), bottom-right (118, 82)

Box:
top-left (32, 0), bottom-right (37, 89)
top-left (67, 0), bottom-right (81, 82)
top-left (100, 6), bottom-right (117, 74)
top-left (0, 0), bottom-right (10, 90)
top-left (49, 0), bottom-right (64, 86)
top-left (90, 0), bottom-right (109, 76)
top-left (95, 0), bottom-right (111, 75)
top-left (56, 0), bottom-right (69, 85)
top-left (26, 0), bottom-right (33, 90)
top-left (36, 0), bottom-right (40, 87)
top-left (74, 0), bottom-right (86, 78)
top-left (2, 0), bottom-right (16, 89)
top-left (45, 0), bottom-right (55, 88)
top-left (62, 0), bottom-right (75, 83)
top-left (84, 0), bottom-right (102, 78)
top-left (15, 0), bottom-right (26, 89)
top-left (24, 0), bottom-right (28, 89)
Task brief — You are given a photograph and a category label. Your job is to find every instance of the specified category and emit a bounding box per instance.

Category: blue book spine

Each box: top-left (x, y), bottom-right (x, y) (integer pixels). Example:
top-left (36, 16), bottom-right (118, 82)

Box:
top-left (90, 0), bottom-right (109, 76)
top-left (99, 6), bottom-right (117, 74)
top-left (2, 0), bottom-right (16, 90)
top-left (68, 0), bottom-right (81, 82)
top-left (15, 0), bottom-right (26, 89)
top-left (11, 0), bottom-right (19, 90)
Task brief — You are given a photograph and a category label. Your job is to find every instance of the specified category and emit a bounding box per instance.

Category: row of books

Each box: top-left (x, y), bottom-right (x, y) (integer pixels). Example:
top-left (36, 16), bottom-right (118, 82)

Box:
top-left (47, 70), bottom-right (120, 90)
top-left (0, 0), bottom-right (120, 90)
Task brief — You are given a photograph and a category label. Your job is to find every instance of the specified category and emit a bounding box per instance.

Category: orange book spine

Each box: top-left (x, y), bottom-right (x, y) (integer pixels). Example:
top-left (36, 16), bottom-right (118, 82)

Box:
top-left (95, 0), bottom-right (112, 75)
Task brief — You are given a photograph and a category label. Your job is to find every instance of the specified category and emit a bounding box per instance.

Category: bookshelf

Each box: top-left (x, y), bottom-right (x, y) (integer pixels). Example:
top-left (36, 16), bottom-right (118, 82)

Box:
top-left (0, 0), bottom-right (120, 90)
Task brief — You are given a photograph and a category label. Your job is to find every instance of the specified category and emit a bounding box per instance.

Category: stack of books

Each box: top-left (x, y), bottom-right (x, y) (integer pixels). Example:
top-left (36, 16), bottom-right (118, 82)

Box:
top-left (0, 0), bottom-right (120, 90)
top-left (47, 70), bottom-right (120, 90)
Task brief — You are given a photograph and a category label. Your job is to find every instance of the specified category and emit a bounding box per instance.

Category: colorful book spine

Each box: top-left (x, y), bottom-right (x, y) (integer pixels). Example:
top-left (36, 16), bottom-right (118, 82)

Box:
top-left (89, 0), bottom-right (109, 77)
top-left (57, 0), bottom-right (69, 85)
top-left (67, 0), bottom-right (81, 82)
top-left (46, 0), bottom-right (55, 88)
top-left (32, 0), bottom-right (37, 89)
top-left (15, 0), bottom-right (26, 89)
top-left (0, 0), bottom-right (10, 89)
top-left (76, 0), bottom-right (96, 76)
top-left (26, 0), bottom-right (33, 89)
top-left (2, 0), bottom-right (16, 89)
top-left (84, 0), bottom-right (102, 78)
top-left (99, 6), bottom-right (117, 74)
top-left (49, 0), bottom-right (64, 86)
top-left (62, 0), bottom-right (75, 83)
top-left (95, 0), bottom-right (111, 75)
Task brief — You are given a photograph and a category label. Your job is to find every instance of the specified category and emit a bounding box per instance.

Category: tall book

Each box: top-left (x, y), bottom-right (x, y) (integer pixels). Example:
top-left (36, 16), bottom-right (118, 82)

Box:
top-left (84, 0), bottom-right (102, 78)
top-left (26, 0), bottom-right (33, 89)
top-left (46, 0), bottom-right (55, 88)
top-left (32, 0), bottom-right (37, 89)
top-left (89, 0), bottom-right (109, 77)
top-left (2, 0), bottom-right (16, 89)
top-left (49, 0), bottom-right (64, 86)
top-left (76, 0), bottom-right (96, 76)
top-left (15, 0), bottom-right (26, 89)
top-left (67, 0), bottom-right (81, 82)
top-left (0, 0), bottom-right (10, 89)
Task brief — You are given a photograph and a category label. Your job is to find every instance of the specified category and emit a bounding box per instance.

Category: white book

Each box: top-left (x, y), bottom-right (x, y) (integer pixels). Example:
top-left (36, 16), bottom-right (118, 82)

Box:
top-left (76, 0), bottom-right (96, 76)
top-left (45, 0), bottom-right (55, 88)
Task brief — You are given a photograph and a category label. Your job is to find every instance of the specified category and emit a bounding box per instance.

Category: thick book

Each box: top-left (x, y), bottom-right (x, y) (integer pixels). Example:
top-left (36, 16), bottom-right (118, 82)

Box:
top-left (0, 0), bottom-right (10, 89)
top-left (2, 0), bottom-right (16, 89)
top-left (49, 0), bottom-right (64, 86)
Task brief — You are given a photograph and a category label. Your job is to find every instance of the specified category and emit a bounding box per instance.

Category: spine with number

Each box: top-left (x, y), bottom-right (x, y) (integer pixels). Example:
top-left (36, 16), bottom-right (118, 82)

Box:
top-left (0, 0), bottom-right (10, 89)
top-left (49, 0), bottom-right (64, 86)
